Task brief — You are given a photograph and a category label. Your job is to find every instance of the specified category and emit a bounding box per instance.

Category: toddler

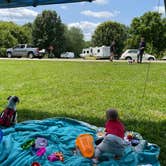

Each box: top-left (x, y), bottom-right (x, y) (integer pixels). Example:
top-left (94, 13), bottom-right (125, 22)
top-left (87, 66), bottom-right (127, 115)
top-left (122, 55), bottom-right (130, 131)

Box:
top-left (93, 109), bottom-right (125, 163)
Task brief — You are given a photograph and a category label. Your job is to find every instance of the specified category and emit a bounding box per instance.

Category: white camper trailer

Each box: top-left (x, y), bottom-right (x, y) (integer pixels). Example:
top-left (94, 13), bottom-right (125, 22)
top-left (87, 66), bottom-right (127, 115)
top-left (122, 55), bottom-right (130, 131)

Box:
top-left (80, 47), bottom-right (93, 58)
top-left (93, 46), bottom-right (110, 59)
top-left (80, 46), bottom-right (110, 59)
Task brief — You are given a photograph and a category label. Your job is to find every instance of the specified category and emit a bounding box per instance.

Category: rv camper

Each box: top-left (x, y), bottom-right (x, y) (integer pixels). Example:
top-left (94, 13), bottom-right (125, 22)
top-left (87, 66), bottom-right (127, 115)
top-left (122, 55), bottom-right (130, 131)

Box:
top-left (80, 46), bottom-right (110, 59)
top-left (93, 46), bottom-right (110, 59)
top-left (80, 47), bottom-right (93, 58)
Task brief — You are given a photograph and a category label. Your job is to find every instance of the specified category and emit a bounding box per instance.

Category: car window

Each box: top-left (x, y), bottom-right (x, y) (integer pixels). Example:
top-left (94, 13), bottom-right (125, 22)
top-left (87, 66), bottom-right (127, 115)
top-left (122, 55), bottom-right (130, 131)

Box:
top-left (14, 45), bottom-right (20, 49)
top-left (20, 45), bottom-right (25, 48)
top-left (128, 50), bottom-right (137, 53)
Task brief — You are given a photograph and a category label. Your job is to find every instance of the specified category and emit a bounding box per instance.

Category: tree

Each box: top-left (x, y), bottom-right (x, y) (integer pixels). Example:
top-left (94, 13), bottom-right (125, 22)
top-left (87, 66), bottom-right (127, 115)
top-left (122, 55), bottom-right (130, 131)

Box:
top-left (32, 10), bottom-right (66, 57)
top-left (91, 21), bottom-right (128, 55)
top-left (0, 21), bottom-right (30, 48)
top-left (64, 26), bottom-right (85, 57)
top-left (22, 23), bottom-right (33, 44)
top-left (125, 12), bottom-right (166, 57)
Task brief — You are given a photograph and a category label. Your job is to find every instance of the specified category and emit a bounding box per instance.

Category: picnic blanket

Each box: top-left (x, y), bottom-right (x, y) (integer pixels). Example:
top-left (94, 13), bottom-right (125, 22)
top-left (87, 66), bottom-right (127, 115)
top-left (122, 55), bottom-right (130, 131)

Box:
top-left (0, 118), bottom-right (160, 166)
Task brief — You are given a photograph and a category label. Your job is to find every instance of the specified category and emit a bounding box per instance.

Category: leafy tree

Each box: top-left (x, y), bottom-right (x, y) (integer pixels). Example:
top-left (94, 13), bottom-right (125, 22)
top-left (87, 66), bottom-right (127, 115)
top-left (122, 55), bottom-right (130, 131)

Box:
top-left (125, 12), bottom-right (166, 57)
top-left (84, 41), bottom-right (92, 48)
top-left (92, 21), bottom-right (128, 55)
top-left (22, 23), bottom-right (33, 44)
top-left (32, 10), bottom-right (66, 57)
top-left (0, 21), bottom-right (30, 48)
top-left (64, 26), bottom-right (85, 57)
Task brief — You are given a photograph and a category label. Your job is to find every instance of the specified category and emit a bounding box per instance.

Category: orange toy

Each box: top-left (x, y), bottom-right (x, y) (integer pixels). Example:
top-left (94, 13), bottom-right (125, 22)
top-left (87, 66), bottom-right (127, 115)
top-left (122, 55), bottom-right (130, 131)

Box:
top-left (76, 134), bottom-right (94, 158)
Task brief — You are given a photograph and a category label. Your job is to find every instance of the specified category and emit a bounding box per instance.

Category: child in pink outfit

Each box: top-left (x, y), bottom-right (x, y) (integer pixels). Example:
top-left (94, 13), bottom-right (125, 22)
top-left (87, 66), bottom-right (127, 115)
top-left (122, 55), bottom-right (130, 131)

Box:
top-left (93, 109), bottom-right (125, 164)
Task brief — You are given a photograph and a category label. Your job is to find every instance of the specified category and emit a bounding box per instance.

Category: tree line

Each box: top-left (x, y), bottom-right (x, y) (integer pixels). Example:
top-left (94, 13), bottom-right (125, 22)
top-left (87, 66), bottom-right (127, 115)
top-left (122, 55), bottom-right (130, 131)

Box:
top-left (0, 10), bottom-right (165, 58)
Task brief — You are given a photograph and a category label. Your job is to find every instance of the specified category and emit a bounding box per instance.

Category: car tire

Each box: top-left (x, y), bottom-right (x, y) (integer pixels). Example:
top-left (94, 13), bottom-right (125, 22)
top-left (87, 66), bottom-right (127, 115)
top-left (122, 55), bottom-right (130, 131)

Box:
top-left (28, 52), bottom-right (34, 59)
top-left (125, 57), bottom-right (132, 60)
top-left (148, 57), bottom-right (154, 61)
top-left (7, 52), bottom-right (12, 58)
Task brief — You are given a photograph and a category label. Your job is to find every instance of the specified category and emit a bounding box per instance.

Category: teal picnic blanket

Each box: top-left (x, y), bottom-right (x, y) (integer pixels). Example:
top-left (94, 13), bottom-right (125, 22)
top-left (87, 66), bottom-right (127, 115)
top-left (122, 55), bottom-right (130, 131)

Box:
top-left (0, 118), bottom-right (160, 166)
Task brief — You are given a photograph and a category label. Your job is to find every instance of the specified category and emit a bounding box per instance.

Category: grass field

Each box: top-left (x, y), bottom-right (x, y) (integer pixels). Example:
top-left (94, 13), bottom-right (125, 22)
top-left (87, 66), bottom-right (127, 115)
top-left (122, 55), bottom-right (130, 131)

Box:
top-left (0, 60), bottom-right (165, 165)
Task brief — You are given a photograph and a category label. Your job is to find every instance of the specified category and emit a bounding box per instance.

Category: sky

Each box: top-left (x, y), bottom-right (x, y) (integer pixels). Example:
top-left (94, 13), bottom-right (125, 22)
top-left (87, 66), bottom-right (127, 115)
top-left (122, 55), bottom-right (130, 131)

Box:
top-left (0, 0), bottom-right (165, 41)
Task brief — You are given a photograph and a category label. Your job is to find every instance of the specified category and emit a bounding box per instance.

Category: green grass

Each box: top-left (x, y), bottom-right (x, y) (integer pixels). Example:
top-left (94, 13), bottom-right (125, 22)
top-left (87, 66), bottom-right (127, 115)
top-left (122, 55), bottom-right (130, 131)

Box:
top-left (0, 60), bottom-right (166, 164)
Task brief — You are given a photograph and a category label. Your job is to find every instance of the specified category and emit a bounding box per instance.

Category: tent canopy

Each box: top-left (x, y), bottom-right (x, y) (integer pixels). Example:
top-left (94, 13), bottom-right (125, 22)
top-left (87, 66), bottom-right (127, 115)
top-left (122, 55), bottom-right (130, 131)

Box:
top-left (0, 0), bottom-right (92, 8)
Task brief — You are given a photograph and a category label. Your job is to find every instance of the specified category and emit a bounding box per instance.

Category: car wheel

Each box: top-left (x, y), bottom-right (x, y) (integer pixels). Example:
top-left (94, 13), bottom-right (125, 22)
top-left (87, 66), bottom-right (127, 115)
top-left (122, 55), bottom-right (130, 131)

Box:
top-left (125, 57), bottom-right (132, 60)
top-left (28, 52), bottom-right (34, 59)
top-left (148, 57), bottom-right (154, 61)
top-left (7, 52), bottom-right (12, 58)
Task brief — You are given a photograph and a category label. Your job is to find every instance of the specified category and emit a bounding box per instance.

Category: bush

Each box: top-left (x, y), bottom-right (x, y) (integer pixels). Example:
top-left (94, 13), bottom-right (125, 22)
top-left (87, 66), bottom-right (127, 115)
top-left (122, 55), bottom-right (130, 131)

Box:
top-left (0, 48), bottom-right (7, 57)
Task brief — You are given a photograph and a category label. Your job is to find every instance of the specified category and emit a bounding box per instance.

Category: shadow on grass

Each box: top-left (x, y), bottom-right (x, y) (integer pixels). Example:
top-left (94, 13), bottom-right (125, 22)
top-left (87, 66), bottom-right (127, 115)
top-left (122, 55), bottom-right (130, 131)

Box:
top-left (18, 108), bottom-right (166, 165)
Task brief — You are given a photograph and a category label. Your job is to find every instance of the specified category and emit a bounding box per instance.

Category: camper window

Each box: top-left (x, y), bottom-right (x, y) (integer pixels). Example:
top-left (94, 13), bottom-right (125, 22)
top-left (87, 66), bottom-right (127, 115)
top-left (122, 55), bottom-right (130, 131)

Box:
top-left (87, 51), bottom-right (89, 53)
top-left (97, 49), bottom-right (100, 53)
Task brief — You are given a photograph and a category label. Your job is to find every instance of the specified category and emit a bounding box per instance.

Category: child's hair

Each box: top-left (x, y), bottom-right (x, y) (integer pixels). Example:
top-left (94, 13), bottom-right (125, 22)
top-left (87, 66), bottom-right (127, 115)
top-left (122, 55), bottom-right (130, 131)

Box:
top-left (106, 109), bottom-right (119, 121)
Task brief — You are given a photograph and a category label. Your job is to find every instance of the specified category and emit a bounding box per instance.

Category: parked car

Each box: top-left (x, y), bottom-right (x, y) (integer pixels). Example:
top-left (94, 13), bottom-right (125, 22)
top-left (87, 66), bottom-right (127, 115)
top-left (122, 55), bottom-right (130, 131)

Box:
top-left (120, 49), bottom-right (156, 61)
top-left (6, 44), bottom-right (45, 58)
top-left (60, 52), bottom-right (75, 58)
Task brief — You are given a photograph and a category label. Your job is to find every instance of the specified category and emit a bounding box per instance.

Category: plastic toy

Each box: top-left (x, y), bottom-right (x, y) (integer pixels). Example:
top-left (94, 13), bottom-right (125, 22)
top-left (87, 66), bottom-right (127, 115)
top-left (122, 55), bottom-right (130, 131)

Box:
top-left (127, 133), bottom-right (133, 141)
top-left (36, 147), bottom-right (46, 156)
top-left (31, 162), bottom-right (40, 166)
top-left (131, 139), bottom-right (140, 146)
top-left (35, 137), bottom-right (47, 149)
top-left (55, 152), bottom-right (64, 162)
top-left (47, 154), bottom-right (59, 162)
top-left (76, 134), bottom-right (94, 158)
top-left (0, 129), bottom-right (3, 143)
top-left (21, 139), bottom-right (35, 150)
top-left (47, 152), bottom-right (64, 162)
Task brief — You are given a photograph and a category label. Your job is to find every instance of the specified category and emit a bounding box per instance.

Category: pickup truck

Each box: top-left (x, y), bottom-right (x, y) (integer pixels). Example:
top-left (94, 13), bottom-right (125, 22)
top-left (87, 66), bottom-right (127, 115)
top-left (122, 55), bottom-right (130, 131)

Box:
top-left (6, 44), bottom-right (45, 58)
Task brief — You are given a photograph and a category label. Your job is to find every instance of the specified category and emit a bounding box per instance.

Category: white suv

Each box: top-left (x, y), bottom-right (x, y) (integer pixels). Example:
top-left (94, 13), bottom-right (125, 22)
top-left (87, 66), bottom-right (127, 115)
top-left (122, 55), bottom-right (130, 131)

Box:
top-left (120, 49), bottom-right (156, 61)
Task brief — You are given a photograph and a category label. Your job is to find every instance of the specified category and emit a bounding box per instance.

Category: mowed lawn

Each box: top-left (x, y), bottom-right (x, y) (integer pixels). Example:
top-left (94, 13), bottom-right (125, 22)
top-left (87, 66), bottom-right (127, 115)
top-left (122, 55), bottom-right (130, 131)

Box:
top-left (0, 60), bottom-right (165, 164)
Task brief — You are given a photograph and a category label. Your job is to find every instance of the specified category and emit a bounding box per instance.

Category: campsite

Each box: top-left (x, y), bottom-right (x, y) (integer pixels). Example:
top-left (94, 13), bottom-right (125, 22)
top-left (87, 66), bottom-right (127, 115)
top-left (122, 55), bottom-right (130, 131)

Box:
top-left (0, 0), bottom-right (166, 166)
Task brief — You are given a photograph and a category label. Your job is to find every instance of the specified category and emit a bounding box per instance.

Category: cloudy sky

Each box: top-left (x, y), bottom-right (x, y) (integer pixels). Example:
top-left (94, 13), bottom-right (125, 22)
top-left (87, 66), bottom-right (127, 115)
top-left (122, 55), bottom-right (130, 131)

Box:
top-left (0, 0), bottom-right (165, 40)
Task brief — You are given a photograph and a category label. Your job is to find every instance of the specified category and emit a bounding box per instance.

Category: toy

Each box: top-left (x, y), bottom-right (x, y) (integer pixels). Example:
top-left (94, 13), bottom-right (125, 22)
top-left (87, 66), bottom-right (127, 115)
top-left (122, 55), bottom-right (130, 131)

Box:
top-left (127, 133), bottom-right (133, 141)
top-left (47, 154), bottom-right (59, 162)
top-left (131, 139), bottom-right (140, 146)
top-left (76, 134), bottom-right (94, 158)
top-left (0, 129), bottom-right (3, 143)
top-left (21, 139), bottom-right (35, 150)
top-left (35, 137), bottom-right (47, 149)
top-left (36, 147), bottom-right (46, 156)
top-left (31, 162), bottom-right (40, 166)
top-left (0, 96), bottom-right (19, 127)
top-left (96, 127), bottom-right (105, 138)
top-left (47, 152), bottom-right (64, 162)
